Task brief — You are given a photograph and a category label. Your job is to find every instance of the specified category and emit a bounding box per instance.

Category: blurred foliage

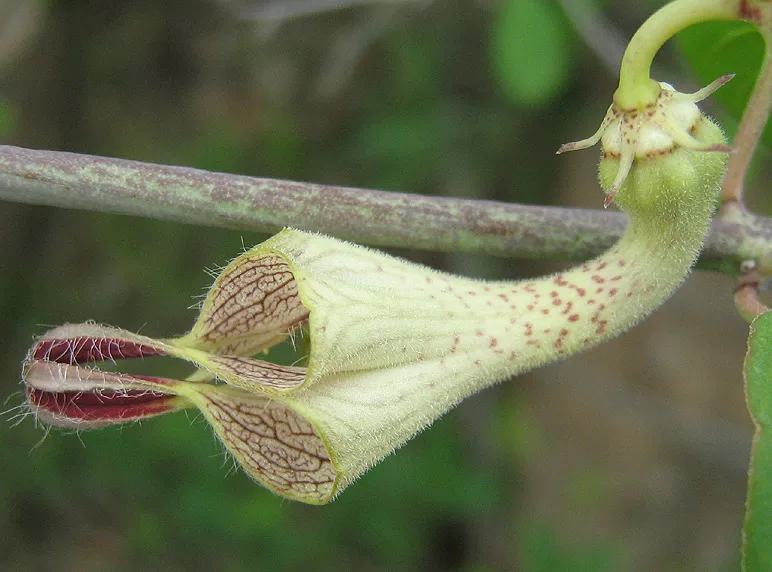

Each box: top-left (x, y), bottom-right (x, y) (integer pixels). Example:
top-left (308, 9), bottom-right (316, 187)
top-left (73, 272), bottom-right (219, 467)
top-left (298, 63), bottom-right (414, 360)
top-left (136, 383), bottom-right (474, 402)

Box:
top-left (0, 98), bottom-right (14, 136)
top-left (519, 523), bottom-right (620, 572)
top-left (490, 0), bottom-right (574, 107)
top-left (677, 21), bottom-right (765, 143)
top-left (0, 1), bottom-right (753, 571)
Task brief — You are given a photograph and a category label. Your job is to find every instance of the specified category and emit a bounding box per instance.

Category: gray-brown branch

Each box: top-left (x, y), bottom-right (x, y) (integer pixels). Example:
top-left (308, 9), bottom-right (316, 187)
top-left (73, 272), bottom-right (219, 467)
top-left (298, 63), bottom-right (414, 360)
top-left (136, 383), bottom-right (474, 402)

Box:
top-left (0, 144), bottom-right (769, 273)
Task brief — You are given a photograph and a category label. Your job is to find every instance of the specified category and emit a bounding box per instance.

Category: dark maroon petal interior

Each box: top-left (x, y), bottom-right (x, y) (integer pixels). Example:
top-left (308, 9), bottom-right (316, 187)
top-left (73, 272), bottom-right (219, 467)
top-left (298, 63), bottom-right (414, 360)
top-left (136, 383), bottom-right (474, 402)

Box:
top-left (32, 337), bottom-right (166, 364)
top-left (27, 387), bottom-right (178, 423)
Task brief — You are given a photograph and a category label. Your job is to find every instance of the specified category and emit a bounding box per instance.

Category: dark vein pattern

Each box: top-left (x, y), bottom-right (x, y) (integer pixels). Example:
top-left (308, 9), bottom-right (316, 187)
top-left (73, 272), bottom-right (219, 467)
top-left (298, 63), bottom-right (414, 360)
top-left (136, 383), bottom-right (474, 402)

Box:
top-left (204, 355), bottom-right (307, 391)
top-left (203, 389), bottom-right (336, 503)
top-left (199, 255), bottom-right (309, 347)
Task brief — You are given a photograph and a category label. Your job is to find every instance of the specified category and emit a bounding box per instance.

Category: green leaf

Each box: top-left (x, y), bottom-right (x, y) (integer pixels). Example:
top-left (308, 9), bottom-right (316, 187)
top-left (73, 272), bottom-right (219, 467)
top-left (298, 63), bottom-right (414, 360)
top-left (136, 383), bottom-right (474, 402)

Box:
top-left (490, 0), bottom-right (573, 107)
top-left (742, 311), bottom-right (772, 572)
top-left (677, 21), bottom-right (766, 144)
top-left (0, 98), bottom-right (16, 137)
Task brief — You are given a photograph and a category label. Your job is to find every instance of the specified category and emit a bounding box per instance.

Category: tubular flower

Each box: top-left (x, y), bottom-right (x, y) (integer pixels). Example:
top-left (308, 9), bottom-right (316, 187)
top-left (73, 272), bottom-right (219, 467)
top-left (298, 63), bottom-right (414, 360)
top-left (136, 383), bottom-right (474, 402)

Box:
top-left (25, 154), bottom-right (726, 504)
top-left (18, 0), bottom-right (735, 506)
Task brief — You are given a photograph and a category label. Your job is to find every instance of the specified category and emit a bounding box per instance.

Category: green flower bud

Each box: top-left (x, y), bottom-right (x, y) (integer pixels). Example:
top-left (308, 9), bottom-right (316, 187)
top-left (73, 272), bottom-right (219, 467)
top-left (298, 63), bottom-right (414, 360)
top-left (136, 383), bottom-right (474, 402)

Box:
top-left (559, 76), bottom-right (732, 210)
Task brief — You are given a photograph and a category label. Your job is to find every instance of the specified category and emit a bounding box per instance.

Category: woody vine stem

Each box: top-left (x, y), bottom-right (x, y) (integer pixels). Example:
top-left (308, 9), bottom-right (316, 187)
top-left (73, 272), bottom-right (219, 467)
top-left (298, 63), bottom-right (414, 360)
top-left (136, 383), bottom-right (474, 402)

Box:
top-left (1, 2), bottom-right (772, 275)
top-left (0, 4), bottom-right (772, 274)
top-left (0, 2), bottom-right (772, 275)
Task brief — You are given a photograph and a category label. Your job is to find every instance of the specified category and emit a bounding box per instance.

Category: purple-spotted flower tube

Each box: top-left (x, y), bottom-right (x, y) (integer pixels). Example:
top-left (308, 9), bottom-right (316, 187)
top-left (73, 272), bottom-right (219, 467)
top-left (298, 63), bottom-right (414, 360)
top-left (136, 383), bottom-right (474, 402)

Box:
top-left (20, 0), bottom-right (738, 505)
top-left (24, 175), bottom-right (726, 503)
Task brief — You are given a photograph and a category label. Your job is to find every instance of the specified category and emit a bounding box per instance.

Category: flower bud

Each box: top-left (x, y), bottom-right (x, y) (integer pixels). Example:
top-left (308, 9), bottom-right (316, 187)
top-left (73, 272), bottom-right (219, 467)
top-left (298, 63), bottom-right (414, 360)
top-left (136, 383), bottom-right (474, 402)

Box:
top-left (558, 76), bottom-right (732, 210)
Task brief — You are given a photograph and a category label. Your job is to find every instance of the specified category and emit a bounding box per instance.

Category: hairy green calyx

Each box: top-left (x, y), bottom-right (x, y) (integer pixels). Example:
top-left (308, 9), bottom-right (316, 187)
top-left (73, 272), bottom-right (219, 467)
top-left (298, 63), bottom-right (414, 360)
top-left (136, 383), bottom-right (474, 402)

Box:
top-left (559, 77), bottom-right (731, 208)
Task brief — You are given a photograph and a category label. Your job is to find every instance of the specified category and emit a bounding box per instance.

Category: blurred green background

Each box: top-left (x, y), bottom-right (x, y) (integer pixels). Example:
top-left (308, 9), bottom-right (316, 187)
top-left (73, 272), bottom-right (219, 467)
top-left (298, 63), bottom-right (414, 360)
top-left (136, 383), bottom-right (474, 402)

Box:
top-left (0, 1), bottom-right (763, 570)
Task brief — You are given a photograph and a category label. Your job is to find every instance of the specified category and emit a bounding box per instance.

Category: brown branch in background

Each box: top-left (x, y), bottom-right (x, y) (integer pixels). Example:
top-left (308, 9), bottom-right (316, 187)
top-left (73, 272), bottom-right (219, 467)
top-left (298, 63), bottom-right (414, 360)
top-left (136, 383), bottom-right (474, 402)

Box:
top-left (0, 0), bottom-right (42, 72)
top-left (734, 261), bottom-right (771, 322)
top-left (0, 145), bottom-right (771, 273)
top-left (221, 0), bottom-right (416, 22)
top-left (721, 43), bottom-right (772, 208)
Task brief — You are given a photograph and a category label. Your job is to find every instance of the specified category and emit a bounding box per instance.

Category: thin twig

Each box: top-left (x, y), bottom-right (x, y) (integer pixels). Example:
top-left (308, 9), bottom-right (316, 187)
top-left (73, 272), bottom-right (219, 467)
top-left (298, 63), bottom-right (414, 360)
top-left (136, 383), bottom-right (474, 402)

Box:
top-left (734, 261), bottom-right (771, 322)
top-left (0, 145), bottom-right (771, 273)
top-left (721, 42), bottom-right (772, 208)
top-left (313, 6), bottom-right (399, 100)
top-left (230, 0), bottom-right (416, 22)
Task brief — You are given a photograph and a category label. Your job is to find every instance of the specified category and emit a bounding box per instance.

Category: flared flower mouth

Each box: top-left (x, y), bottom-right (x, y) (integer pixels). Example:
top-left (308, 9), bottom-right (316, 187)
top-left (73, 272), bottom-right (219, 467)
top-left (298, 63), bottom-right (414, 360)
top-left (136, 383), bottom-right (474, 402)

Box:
top-left (23, 317), bottom-right (339, 504)
top-left (23, 221), bottom-right (709, 504)
top-left (25, 228), bottom-right (545, 503)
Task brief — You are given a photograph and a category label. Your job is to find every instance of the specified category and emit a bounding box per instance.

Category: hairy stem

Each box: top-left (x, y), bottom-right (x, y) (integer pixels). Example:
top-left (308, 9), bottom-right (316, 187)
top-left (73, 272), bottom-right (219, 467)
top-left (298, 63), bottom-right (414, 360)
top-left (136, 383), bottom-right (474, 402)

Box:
top-left (734, 263), bottom-right (771, 321)
top-left (614, 0), bottom-right (740, 109)
top-left (722, 39), bottom-right (772, 206)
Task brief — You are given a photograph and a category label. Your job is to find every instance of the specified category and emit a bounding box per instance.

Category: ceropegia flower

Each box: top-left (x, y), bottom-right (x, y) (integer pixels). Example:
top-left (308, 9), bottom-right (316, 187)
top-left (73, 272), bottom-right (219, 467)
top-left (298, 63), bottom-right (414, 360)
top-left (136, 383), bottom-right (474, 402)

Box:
top-left (24, 195), bottom-right (725, 502)
top-left (19, 0), bottom-right (735, 507)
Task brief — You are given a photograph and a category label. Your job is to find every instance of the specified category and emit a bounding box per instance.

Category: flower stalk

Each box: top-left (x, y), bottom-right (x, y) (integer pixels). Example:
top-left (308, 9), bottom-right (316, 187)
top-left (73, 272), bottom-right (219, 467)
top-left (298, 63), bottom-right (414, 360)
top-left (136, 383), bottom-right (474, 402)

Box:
top-left (722, 36), bottom-right (772, 206)
top-left (614, 0), bottom-right (740, 110)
